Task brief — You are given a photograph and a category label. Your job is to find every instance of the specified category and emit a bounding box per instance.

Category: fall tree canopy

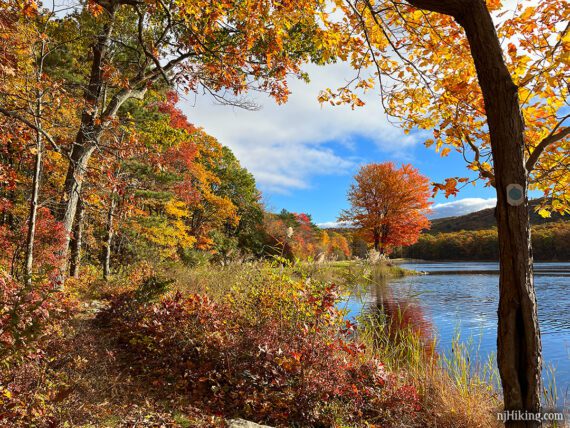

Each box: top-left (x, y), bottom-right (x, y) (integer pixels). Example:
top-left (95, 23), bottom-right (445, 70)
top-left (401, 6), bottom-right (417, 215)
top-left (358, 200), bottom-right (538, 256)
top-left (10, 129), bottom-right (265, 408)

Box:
top-left (320, 0), bottom-right (567, 419)
top-left (0, 0), bottom-right (341, 276)
top-left (340, 162), bottom-right (431, 254)
top-left (320, 0), bottom-right (569, 215)
top-left (2, 0), bottom-right (569, 422)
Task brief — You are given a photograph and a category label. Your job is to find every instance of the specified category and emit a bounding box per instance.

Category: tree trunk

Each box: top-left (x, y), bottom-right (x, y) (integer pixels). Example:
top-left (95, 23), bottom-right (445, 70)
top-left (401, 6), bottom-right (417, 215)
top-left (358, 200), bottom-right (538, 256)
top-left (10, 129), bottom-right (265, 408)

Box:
top-left (373, 229), bottom-right (380, 251)
top-left (379, 224), bottom-right (389, 255)
top-left (103, 193), bottom-right (117, 280)
top-left (57, 11), bottom-right (116, 278)
top-left (456, 2), bottom-right (541, 424)
top-left (69, 197), bottom-right (85, 278)
top-left (24, 114), bottom-right (43, 285)
top-left (404, 0), bottom-right (541, 423)
top-left (24, 39), bottom-right (46, 286)
top-left (59, 144), bottom-right (96, 267)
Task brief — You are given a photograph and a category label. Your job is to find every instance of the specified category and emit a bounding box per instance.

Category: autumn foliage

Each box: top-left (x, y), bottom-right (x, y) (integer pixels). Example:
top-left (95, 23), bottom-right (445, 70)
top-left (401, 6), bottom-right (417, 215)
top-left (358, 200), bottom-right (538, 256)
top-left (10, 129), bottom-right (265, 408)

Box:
top-left (341, 163), bottom-right (431, 254)
top-left (319, 1), bottom-right (569, 215)
top-left (98, 268), bottom-right (421, 427)
top-left (4, 0), bottom-right (562, 425)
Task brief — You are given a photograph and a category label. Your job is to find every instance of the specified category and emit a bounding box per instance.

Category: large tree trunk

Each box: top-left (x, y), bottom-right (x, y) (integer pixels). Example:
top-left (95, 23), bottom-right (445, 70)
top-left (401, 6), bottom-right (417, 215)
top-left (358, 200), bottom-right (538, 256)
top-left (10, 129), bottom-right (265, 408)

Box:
top-left (57, 11), bottom-right (116, 278)
top-left (103, 192), bottom-right (117, 280)
top-left (455, 1), bottom-right (541, 424)
top-left (59, 143), bottom-right (96, 269)
top-left (69, 196), bottom-right (85, 278)
top-left (404, 0), bottom-right (542, 424)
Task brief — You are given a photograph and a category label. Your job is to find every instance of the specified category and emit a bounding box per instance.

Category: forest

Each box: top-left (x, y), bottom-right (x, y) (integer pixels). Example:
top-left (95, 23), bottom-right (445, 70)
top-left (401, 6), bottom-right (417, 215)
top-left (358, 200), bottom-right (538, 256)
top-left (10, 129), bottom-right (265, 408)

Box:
top-left (1, 0), bottom-right (569, 427)
top-left (400, 222), bottom-right (570, 261)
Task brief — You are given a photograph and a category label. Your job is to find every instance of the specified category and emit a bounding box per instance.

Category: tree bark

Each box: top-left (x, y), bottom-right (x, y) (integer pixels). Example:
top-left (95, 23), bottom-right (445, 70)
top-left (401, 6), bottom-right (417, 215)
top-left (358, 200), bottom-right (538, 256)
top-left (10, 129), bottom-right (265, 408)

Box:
top-left (57, 10), bottom-right (116, 278)
top-left (24, 39), bottom-right (47, 286)
top-left (24, 132), bottom-right (44, 285)
top-left (103, 192), bottom-right (117, 280)
top-left (24, 109), bottom-right (43, 286)
top-left (69, 197), bottom-right (85, 278)
top-left (373, 228), bottom-right (380, 251)
top-left (456, 3), bottom-right (541, 423)
top-left (59, 143), bottom-right (96, 269)
top-left (404, 1), bottom-right (542, 424)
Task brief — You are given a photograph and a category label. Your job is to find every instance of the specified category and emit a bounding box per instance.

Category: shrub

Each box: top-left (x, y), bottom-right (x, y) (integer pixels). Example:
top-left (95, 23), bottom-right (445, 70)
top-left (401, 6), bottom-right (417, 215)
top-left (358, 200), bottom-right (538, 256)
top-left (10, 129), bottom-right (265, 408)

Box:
top-left (0, 270), bottom-right (75, 363)
top-left (0, 270), bottom-right (77, 426)
top-left (100, 268), bottom-right (421, 426)
top-left (134, 275), bottom-right (174, 303)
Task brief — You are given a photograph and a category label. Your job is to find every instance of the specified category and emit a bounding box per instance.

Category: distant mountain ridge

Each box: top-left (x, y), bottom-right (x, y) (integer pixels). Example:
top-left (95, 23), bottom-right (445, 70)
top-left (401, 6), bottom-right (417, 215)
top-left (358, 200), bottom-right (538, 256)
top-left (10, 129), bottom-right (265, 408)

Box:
top-left (429, 199), bottom-right (568, 234)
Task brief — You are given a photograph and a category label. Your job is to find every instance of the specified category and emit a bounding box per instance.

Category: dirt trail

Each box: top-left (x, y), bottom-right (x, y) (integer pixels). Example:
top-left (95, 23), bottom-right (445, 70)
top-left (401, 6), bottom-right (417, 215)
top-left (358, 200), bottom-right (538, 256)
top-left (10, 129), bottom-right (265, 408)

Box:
top-left (47, 300), bottom-right (222, 427)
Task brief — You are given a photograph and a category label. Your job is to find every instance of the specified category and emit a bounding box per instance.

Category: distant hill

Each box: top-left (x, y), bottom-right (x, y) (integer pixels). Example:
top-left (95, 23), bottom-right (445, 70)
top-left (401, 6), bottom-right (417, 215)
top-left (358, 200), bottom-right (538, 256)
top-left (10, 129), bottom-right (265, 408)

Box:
top-left (429, 199), bottom-right (568, 234)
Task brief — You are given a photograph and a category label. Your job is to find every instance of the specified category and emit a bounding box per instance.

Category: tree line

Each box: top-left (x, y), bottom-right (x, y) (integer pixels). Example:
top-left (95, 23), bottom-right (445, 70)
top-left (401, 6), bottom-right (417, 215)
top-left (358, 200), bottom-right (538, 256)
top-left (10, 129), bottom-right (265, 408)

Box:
top-left (0, 0), bottom-right (336, 283)
top-left (398, 222), bottom-right (570, 261)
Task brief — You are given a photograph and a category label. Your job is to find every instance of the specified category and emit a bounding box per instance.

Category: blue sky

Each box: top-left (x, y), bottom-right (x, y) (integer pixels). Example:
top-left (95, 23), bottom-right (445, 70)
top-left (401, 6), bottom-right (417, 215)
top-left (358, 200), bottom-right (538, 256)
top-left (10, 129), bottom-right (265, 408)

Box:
top-left (179, 63), bottom-right (501, 226)
top-left (264, 139), bottom-right (499, 225)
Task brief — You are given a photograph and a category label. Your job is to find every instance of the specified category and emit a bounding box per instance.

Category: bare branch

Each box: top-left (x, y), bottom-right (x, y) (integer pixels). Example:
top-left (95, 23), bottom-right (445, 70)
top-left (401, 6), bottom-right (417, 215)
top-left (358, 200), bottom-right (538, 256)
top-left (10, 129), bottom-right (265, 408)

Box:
top-left (464, 133), bottom-right (495, 183)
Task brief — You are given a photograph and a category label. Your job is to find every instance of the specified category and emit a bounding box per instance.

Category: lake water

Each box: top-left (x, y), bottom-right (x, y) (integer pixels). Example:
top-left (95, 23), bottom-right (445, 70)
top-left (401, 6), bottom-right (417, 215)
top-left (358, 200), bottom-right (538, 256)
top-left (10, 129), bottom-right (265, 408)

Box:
top-left (346, 261), bottom-right (570, 407)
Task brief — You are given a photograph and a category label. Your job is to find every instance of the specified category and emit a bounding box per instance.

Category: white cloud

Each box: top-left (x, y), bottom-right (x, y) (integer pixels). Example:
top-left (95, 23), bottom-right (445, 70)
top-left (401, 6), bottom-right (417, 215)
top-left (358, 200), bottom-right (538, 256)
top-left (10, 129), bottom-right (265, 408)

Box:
top-left (319, 198), bottom-right (497, 227)
top-left (317, 221), bottom-right (353, 229)
top-left (179, 63), bottom-right (420, 193)
top-left (430, 198), bottom-right (497, 219)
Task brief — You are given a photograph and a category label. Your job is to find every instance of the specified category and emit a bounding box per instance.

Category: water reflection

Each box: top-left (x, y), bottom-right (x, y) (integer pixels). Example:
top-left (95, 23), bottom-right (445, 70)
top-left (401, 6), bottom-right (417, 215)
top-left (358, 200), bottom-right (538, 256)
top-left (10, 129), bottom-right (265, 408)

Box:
top-left (367, 281), bottom-right (433, 345)
top-left (347, 262), bottom-right (570, 407)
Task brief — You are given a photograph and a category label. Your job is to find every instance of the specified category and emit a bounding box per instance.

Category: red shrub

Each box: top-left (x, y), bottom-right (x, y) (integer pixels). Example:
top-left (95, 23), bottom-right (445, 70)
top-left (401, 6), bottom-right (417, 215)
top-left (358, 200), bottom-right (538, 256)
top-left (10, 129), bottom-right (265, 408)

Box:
top-left (100, 278), bottom-right (421, 426)
top-left (0, 271), bottom-right (77, 426)
top-left (0, 271), bottom-right (75, 362)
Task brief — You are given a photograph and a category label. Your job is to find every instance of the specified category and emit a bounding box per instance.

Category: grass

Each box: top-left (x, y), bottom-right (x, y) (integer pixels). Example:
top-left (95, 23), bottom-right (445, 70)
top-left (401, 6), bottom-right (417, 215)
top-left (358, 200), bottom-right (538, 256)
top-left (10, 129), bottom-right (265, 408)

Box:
top-left (357, 303), bottom-right (502, 428)
top-left (161, 260), bottom-right (503, 426)
top-left (9, 259), bottom-right (555, 427)
top-left (306, 259), bottom-right (415, 291)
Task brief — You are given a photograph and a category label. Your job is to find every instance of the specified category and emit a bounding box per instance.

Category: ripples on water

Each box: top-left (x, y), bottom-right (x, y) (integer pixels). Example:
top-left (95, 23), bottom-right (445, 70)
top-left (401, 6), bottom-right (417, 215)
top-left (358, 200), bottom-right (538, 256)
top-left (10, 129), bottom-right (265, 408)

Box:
top-left (347, 261), bottom-right (570, 407)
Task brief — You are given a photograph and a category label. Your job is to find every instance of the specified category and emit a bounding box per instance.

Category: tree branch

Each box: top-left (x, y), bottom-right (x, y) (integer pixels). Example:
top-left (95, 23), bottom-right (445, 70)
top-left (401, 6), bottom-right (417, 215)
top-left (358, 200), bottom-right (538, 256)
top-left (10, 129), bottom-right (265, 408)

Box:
top-left (404, 0), bottom-right (470, 17)
top-left (526, 120), bottom-right (570, 173)
top-left (101, 86), bottom-right (148, 120)
top-left (0, 107), bottom-right (61, 153)
top-left (98, 49), bottom-right (193, 128)
top-left (464, 134), bottom-right (495, 183)
top-left (135, 6), bottom-right (171, 85)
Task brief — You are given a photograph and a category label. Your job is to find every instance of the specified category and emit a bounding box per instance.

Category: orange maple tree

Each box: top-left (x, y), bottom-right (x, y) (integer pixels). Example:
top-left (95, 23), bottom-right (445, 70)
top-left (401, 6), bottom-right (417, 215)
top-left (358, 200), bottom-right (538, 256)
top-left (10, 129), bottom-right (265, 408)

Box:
top-left (340, 162), bottom-right (431, 254)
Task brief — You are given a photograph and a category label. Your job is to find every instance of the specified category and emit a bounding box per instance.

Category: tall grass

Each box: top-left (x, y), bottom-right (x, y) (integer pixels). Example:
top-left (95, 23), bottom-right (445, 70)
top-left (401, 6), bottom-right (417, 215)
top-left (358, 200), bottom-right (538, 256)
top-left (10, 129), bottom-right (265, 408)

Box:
top-left (357, 309), bottom-right (502, 427)
top-left (86, 260), bottom-right (564, 426)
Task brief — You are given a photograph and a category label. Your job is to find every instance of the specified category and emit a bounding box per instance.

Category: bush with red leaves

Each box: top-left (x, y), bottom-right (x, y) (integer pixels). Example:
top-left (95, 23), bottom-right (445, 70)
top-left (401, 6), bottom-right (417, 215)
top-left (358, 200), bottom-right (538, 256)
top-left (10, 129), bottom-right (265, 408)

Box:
top-left (0, 270), bottom-right (77, 426)
top-left (100, 272), bottom-right (421, 426)
top-left (0, 270), bottom-right (75, 362)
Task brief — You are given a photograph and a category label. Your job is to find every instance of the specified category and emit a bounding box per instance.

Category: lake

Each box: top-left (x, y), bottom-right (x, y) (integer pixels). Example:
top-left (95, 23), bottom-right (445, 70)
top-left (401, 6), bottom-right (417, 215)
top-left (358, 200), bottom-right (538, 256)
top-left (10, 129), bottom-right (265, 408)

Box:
top-left (346, 261), bottom-right (570, 408)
